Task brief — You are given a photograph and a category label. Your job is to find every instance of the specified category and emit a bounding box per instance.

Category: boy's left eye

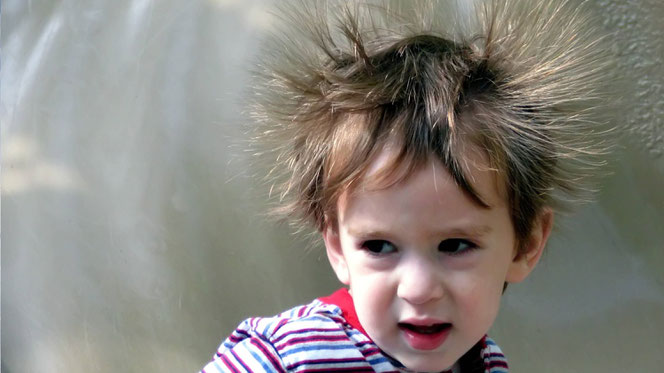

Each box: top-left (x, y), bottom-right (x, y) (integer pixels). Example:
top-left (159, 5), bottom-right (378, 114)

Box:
top-left (361, 240), bottom-right (397, 255)
top-left (438, 239), bottom-right (477, 255)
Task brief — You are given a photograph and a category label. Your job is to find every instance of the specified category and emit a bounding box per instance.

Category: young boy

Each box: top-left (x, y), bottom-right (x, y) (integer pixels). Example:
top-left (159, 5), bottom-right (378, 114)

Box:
top-left (201, 1), bottom-right (609, 372)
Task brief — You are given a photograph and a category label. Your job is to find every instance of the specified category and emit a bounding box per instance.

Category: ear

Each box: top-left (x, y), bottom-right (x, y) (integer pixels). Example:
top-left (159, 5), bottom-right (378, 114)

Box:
top-left (322, 225), bottom-right (350, 285)
top-left (506, 208), bottom-right (554, 283)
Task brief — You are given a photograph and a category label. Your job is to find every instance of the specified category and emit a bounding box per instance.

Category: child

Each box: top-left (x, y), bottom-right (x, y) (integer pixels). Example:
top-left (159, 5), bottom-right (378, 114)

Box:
top-left (201, 0), bottom-right (610, 372)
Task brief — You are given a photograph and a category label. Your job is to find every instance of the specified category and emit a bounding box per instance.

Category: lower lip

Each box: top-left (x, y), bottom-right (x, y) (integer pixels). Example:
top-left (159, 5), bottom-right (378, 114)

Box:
top-left (400, 325), bottom-right (451, 350)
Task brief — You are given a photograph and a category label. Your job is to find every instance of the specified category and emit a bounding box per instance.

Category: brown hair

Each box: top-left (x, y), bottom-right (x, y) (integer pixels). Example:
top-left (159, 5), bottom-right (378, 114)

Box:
top-left (249, 0), bottom-right (612, 253)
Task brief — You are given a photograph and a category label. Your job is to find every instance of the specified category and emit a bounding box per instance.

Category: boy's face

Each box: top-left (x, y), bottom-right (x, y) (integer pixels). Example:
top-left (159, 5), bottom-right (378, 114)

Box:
top-left (323, 150), bottom-right (551, 372)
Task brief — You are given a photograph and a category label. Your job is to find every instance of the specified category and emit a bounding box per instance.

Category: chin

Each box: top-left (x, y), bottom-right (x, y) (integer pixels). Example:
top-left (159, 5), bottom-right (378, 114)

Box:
top-left (398, 356), bottom-right (454, 373)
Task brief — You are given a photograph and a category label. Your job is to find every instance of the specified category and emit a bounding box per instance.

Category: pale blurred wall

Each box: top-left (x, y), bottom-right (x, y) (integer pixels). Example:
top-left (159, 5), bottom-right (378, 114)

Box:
top-left (1, 1), bottom-right (662, 372)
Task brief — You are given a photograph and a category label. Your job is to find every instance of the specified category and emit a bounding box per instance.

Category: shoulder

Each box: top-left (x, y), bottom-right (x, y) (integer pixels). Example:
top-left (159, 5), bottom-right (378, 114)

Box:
top-left (481, 336), bottom-right (509, 373)
top-left (202, 300), bottom-right (368, 373)
top-left (224, 299), bottom-right (350, 347)
top-left (252, 300), bottom-right (374, 371)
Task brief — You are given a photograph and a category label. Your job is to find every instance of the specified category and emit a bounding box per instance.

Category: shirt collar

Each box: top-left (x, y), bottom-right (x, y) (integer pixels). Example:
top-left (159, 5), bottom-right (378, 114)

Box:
top-left (318, 287), bottom-right (368, 336)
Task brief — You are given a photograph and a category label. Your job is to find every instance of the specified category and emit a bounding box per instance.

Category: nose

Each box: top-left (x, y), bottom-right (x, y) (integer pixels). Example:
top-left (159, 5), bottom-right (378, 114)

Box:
top-left (396, 254), bottom-right (444, 305)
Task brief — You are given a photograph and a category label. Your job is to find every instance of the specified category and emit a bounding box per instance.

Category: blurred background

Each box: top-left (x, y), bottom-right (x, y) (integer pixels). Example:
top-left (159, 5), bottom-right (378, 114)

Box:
top-left (2, 0), bottom-right (662, 372)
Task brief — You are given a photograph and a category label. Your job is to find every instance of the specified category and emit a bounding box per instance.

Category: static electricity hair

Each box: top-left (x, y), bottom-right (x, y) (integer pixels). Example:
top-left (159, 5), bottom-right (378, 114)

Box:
top-left (249, 0), bottom-right (612, 253)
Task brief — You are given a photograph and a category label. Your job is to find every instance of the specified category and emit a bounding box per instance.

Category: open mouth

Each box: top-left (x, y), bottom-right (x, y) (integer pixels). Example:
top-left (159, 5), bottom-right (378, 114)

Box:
top-left (398, 322), bottom-right (452, 350)
top-left (398, 322), bottom-right (451, 334)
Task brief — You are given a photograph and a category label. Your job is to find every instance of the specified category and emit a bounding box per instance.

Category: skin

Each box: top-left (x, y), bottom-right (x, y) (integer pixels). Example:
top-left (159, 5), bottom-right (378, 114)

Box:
top-left (323, 150), bottom-right (553, 372)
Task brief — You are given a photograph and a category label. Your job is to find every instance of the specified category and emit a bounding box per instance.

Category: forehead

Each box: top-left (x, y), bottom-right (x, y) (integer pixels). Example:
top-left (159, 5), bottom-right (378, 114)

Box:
top-left (349, 145), bottom-right (506, 210)
top-left (336, 154), bottom-right (513, 248)
top-left (336, 146), bottom-right (508, 229)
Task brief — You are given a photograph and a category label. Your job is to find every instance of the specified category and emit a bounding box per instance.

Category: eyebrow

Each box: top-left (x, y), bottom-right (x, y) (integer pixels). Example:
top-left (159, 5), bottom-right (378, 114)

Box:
top-left (439, 225), bottom-right (493, 237)
top-left (347, 225), bottom-right (493, 239)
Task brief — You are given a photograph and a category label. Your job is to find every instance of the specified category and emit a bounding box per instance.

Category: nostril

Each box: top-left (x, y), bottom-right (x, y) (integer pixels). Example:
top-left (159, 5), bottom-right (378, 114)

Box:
top-left (397, 285), bottom-right (443, 305)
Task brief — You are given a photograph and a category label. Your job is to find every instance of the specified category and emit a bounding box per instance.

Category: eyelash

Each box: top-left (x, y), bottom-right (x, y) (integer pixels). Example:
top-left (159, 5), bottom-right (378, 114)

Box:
top-left (438, 239), bottom-right (479, 256)
top-left (359, 239), bottom-right (479, 256)
top-left (360, 240), bottom-right (397, 255)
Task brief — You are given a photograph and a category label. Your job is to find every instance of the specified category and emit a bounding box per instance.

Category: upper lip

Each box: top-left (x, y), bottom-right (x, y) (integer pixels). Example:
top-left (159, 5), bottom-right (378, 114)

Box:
top-left (398, 317), bottom-right (450, 326)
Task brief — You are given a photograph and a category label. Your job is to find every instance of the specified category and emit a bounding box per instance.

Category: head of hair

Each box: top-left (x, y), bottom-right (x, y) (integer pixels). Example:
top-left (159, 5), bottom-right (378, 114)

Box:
top-left (249, 0), bottom-right (612, 254)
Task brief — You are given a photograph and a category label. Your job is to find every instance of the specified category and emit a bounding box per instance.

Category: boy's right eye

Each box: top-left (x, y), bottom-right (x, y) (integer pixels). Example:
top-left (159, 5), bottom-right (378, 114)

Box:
top-left (361, 240), bottom-right (397, 254)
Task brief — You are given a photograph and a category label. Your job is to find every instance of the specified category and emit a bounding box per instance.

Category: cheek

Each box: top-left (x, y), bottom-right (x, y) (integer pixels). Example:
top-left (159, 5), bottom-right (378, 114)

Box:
top-left (350, 273), bottom-right (394, 311)
top-left (346, 270), bottom-right (397, 334)
top-left (452, 270), bottom-right (505, 322)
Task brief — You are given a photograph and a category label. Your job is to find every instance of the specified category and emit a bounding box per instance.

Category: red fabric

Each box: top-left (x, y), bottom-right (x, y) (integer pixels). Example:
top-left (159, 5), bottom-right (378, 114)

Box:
top-left (318, 288), bottom-right (369, 337)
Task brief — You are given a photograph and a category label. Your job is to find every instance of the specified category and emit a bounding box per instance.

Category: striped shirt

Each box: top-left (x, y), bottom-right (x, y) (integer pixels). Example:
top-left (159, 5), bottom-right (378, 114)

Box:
top-left (201, 288), bottom-right (508, 373)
